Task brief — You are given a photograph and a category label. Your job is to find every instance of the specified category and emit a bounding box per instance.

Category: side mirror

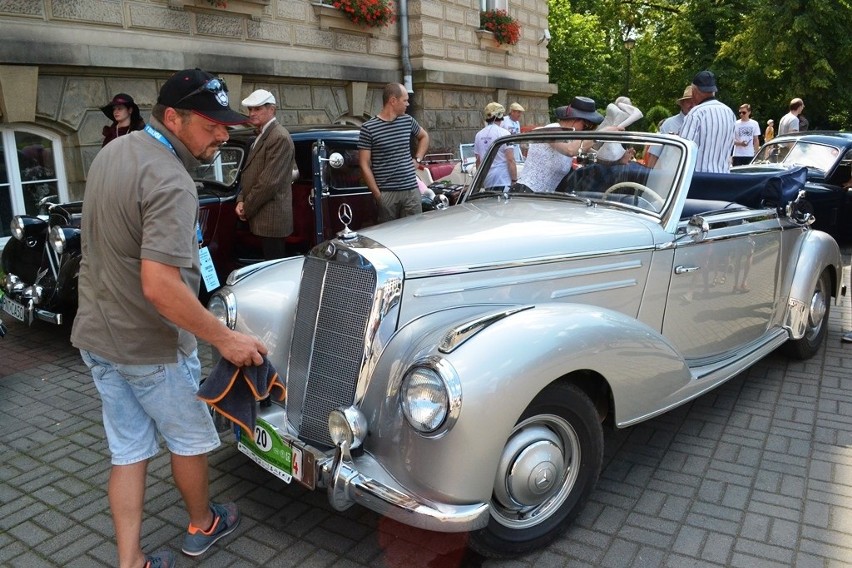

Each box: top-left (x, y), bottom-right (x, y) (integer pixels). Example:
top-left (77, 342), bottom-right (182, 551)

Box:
top-left (326, 152), bottom-right (345, 169)
top-left (786, 190), bottom-right (816, 226)
top-left (686, 215), bottom-right (709, 241)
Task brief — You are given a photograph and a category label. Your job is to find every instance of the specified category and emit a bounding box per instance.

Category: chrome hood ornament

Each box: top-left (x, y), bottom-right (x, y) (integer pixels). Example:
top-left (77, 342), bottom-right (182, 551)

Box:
top-left (337, 203), bottom-right (358, 240)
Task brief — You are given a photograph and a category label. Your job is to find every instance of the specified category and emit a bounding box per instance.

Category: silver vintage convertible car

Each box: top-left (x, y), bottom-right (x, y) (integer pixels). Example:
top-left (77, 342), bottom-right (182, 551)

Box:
top-left (207, 130), bottom-right (842, 557)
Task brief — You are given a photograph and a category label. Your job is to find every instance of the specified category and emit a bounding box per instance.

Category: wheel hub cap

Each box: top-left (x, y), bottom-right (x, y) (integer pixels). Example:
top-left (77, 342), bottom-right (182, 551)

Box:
top-left (809, 290), bottom-right (826, 328)
top-left (494, 426), bottom-right (565, 508)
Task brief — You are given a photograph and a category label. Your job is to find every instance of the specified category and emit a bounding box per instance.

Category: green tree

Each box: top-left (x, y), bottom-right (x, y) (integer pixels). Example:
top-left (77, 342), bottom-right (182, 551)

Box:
top-left (547, 0), bottom-right (852, 129)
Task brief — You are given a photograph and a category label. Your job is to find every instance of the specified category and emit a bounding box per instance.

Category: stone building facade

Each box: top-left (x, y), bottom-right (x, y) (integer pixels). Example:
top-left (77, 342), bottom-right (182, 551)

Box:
top-left (0, 0), bottom-right (553, 211)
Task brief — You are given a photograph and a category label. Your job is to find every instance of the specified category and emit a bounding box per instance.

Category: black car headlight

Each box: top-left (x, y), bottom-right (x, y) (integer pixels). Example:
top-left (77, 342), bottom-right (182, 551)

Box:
top-left (49, 226), bottom-right (81, 255)
top-left (207, 290), bottom-right (237, 329)
top-left (400, 357), bottom-right (461, 437)
top-left (10, 217), bottom-right (25, 241)
top-left (10, 216), bottom-right (48, 246)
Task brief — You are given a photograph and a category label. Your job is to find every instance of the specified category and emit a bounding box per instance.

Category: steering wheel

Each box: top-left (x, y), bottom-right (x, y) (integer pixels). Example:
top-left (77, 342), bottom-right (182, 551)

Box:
top-left (603, 181), bottom-right (664, 211)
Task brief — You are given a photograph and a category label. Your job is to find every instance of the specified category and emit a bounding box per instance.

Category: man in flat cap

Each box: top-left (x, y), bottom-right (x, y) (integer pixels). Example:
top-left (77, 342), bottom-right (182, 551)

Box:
top-left (503, 102), bottom-right (525, 134)
top-left (679, 70), bottom-right (736, 173)
top-left (236, 89), bottom-right (295, 259)
top-left (72, 68), bottom-right (268, 567)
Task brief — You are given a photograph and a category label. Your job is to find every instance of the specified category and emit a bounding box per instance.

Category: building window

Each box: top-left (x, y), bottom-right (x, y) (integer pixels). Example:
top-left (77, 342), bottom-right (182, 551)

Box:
top-left (480, 0), bottom-right (508, 10)
top-left (0, 126), bottom-right (69, 244)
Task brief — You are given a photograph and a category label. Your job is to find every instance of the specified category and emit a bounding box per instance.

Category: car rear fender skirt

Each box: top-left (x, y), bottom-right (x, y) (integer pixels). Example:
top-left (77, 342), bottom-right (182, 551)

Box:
top-left (358, 303), bottom-right (692, 504)
top-left (784, 230), bottom-right (842, 339)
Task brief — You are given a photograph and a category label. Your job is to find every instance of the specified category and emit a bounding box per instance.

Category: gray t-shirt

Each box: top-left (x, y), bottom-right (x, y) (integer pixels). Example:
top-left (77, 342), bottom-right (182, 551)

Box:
top-left (71, 117), bottom-right (201, 364)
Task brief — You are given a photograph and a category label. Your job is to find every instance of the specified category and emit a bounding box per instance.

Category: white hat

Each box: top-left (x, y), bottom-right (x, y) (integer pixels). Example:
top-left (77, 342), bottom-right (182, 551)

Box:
top-left (484, 102), bottom-right (505, 119)
top-left (596, 143), bottom-right (627, 163)
top-left (242, 89), bottom-right (276, 108)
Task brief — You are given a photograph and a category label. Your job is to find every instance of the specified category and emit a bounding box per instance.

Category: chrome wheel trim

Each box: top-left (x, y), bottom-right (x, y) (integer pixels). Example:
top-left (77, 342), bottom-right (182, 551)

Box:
top-left (806, 279), bottom-right (828, 341)
top-left (490, 413), bottom-right (581, 529)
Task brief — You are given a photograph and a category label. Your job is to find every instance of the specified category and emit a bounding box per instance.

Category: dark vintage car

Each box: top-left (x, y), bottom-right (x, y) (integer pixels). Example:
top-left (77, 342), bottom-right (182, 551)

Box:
top-left (1, 124), bottom-right (452, 326)
top-left (732, 131), bottom-right (852, 237)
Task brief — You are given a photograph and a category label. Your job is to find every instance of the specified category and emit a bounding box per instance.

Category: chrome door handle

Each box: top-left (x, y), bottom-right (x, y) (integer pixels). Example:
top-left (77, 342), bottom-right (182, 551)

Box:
top-left (675, 265), bottom-right (699, 274)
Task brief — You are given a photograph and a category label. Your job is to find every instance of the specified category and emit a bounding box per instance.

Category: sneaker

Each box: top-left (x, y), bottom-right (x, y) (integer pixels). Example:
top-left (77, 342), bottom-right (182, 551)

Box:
top-left (144, 549), bottom-right (176, 568)
top-left (181, 502), bottom-right (240, 557)
top-left (842, 331), bottom-right (852, 344)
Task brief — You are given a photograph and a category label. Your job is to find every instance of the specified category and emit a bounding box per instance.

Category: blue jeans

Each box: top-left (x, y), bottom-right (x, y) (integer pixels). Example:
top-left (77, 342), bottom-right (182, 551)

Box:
top-left (81, 349), bottom-right (220, 465)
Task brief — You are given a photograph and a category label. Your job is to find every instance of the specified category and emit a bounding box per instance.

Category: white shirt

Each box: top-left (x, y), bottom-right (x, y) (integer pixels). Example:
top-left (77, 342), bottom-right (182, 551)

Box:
top-left (680, 98), bottom-right (736, 173)
top-left (778, 112), bottom-right (799, 135)
top-left (502, 116), bottom-right (521, 135)
top-left (474, 123), bottom-right (513, 187)
top-left (732, 118), bottom-right (761, 157)
top-left (649, 113), bottom-right (687, 159)
top-left (516, 123), bottom-right (574, 193)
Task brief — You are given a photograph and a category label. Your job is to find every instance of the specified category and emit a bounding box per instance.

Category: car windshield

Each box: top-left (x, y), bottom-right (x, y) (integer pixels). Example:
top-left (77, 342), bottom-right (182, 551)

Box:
top-left (752, 140), bottom-right (842, 174)
top-left (463, 131), bottom-right (685, 216)
top-left (192, 146), bottom-right (244, 185)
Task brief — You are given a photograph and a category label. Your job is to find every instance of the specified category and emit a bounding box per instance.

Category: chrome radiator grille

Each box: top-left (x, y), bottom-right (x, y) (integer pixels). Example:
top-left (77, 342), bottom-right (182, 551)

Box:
top-left (287, 255), bottom-right (377, 447)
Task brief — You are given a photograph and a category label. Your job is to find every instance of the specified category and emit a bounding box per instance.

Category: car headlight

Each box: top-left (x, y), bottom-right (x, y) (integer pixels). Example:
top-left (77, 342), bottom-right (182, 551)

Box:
top-left (400, 357), bottom-right (461, 437)
top-left (49, 225), bottom-right (66, 254)
top-left (207, 290), bottom-right (237, 329)
top-left (10, 217), bottom-right (25, 241)
top-left (328, 406), bottom-right (368, 449)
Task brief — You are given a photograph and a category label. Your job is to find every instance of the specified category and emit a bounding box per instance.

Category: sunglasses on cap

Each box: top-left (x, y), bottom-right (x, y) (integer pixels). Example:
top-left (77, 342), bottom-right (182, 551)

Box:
top-left (176, 77), bottom-right (228, 106)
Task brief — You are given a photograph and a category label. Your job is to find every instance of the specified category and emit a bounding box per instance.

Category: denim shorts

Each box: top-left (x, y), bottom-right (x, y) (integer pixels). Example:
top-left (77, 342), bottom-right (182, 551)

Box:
top-left (81, 349), bottom-right (220, 465)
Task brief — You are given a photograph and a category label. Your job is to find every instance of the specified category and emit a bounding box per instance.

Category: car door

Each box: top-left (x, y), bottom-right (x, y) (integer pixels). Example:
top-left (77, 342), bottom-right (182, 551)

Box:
top-left (662, 209), bottom-right (783, 362)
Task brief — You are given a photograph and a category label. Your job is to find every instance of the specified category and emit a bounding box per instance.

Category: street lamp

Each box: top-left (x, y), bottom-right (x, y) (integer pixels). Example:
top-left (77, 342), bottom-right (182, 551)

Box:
top-left (623, 36), bottom-right (636, 97)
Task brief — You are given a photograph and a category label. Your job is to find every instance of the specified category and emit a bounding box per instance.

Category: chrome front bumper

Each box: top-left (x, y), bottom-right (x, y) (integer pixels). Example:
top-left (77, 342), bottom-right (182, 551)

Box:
top-left (252, 405), bottom-right (490, 533)
top-left (3, 295), bottom-right (64, 325)
top-left (323, 443), bottom-right (490, 533)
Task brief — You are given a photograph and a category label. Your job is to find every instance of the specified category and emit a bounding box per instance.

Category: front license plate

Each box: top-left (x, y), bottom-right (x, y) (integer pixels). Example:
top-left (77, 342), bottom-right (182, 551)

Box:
top-left (2, 297), bottom-right (25, 322)
top-left (237, 418), bottom-right (314, 488)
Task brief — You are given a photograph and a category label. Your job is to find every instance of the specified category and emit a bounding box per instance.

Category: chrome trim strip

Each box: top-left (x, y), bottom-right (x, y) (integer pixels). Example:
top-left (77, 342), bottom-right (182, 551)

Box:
top-left (784, 298), bottom-right (808, 339)
top-left (414, 259), bottom-right (643, 297)
top-left (618, 329), bottom-right (788, 428)
top-left (406, 246), bottom-right (653, 280)
top-left (550, 279), bottom-right (637, 299)
top-left (225, 257), bottom-right (293, 286)
top-left (439, 306), bottom-right (532, 354)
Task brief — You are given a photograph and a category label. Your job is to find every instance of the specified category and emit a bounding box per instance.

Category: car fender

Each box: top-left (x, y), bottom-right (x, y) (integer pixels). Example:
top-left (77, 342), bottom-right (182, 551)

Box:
top-left (359, 303), bottom-right (691, 504)
top-left (223, 256), bottom-right (305, 368)
top-left (784, 229), bottom-right (842, 339)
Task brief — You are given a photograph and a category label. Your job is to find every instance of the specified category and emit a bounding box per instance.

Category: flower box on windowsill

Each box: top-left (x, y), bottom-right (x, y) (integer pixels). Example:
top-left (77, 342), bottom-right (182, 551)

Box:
top-left (476, 29), bottom-right (513, 53)
top-left (168, 0), bottom-right (270, 21)
top-left (311, 3), bottom-right (379, 37)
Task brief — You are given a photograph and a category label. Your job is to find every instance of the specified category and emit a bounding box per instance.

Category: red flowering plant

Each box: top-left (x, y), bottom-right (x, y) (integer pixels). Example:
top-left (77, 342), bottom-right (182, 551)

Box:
top-left (480, 9), bottom-right (521, 46)
top-left (330, 0), bottom-right (396, 28)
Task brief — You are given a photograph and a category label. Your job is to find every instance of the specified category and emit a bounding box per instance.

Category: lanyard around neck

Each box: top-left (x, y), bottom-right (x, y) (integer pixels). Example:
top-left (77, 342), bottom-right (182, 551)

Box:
top-left (144, 124), bottom-right (176, 155)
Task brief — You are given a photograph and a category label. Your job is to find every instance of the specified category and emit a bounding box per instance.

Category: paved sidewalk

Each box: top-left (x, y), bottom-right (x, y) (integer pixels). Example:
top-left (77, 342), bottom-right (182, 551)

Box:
top-left (1, 266), bottom-right (851, 567)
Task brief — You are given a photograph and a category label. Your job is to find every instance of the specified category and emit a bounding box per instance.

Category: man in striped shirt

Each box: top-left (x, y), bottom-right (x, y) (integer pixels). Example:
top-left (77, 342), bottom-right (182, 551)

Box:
top-left (359, 83), bottom-right (430, 223)
top-left (679, 70), bottom-right (736, 173)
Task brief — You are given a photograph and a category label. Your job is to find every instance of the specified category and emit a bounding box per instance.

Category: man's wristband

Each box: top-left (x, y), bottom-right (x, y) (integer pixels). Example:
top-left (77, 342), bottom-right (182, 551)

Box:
top-left (415, 157), bottom-right (422, 164)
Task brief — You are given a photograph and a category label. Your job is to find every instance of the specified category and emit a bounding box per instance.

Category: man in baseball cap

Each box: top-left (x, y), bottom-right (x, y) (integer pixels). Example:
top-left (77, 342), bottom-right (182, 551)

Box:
top-left (680, 70), bottom-right (736, 173)
top-left (72, 68), bottom-right (263, 567)
top-left (157, 67), bottom-right (248, 125)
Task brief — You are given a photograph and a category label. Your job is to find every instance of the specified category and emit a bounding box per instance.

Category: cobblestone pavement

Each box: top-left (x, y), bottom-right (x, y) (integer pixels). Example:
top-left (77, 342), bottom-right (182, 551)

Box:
top-left (2, 262), bottom-right (851, 568)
